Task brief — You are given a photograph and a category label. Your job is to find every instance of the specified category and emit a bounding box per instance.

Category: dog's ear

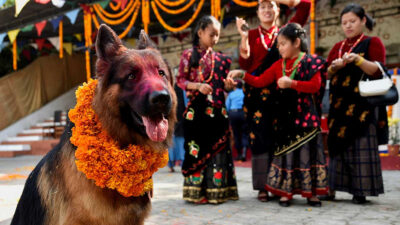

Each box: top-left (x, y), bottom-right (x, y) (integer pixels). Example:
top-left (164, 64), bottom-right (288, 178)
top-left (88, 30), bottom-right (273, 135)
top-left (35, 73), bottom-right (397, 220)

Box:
top-left (137, 30), bottom-right (157, 50)
top-left (95, 24), bottom-right (123, 60)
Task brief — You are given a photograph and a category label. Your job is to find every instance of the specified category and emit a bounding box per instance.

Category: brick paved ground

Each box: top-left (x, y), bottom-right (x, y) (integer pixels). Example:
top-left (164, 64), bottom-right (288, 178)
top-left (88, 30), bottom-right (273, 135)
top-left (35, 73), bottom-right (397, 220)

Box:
top-left (1, 155), bottom-right (399, 225)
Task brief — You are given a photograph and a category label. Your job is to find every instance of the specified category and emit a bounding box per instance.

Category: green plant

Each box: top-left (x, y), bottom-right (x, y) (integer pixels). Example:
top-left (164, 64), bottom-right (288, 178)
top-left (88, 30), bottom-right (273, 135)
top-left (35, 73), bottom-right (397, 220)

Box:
top-left (388, 117), bottom-right (400, 145)
top-left (1, 0), bottom-right (15, 8)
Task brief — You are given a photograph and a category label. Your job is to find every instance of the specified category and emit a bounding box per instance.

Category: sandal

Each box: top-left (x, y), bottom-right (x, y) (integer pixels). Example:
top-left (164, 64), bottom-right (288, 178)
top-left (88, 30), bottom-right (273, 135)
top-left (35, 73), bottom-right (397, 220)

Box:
top-left (319, 194), bottom-right (335, 201)
top-left (257, 191), bottom-right (269, 202)
top-left (307, 199), bottom-right (322, 207)
top-left (319, 191), bottom-right (336, 201)
top-left (279, 200), bottom-right (291, 207)
top-left (195, 197), bottom-right (208, 204)
top-left (352, 196), bottom-right (369, 204)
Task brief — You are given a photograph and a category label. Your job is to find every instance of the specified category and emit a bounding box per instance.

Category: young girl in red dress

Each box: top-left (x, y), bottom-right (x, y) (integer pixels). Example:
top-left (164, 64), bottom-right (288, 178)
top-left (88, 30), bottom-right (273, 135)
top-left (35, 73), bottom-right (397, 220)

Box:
top-left (236, 0), bottom-right (311, 202)
top-left (177, 15), bottom-right (238, 204)
top-left (228, 23), bottom-right (329, 207)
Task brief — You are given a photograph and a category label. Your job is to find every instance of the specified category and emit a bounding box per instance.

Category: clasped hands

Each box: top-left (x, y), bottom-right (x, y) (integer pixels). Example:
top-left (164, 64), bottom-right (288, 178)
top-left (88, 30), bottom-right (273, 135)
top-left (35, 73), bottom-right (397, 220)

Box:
top-left (330, 52), bottom-right (361, 72)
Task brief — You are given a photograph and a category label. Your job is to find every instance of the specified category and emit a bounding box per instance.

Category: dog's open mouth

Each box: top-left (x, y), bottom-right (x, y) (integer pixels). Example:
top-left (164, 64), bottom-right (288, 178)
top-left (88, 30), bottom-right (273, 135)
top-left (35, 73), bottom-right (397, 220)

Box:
top-left (126, 103), bottom-right (169, 143)
top-left (141, 115), bottom-right (168, 142)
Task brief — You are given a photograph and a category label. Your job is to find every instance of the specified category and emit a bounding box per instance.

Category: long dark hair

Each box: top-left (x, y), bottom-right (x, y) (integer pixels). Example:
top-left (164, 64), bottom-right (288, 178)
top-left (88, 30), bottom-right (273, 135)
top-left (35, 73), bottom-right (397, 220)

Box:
top-left (340, 3), bottom-right (375, 31)
top-left (189, 15), bottom-right (220, 68)
top-left (278, 23), bottom-right (308, 53)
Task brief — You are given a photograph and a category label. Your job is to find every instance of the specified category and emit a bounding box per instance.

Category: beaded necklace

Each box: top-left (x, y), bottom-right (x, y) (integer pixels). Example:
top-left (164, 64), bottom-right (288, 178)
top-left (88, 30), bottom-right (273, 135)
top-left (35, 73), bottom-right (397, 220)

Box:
top-left (258, 26), bottom-right (278, 51)
top-left (282, 52), bottom-right (305, 79)
top-left (338, 33), bottom-right (365, 58)
top-left (198, 48), bottom-right (215, 83)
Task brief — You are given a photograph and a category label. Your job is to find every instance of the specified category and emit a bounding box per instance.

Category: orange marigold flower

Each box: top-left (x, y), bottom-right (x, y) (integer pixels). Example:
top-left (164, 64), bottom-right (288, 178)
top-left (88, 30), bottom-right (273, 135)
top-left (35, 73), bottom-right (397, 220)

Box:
top-left (69, 79), bottom-right (168, 197)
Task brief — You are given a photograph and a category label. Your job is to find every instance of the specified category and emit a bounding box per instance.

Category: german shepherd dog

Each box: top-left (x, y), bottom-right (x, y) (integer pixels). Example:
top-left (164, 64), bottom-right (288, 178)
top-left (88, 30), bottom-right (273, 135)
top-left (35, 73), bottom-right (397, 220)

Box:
top-left (11, 24), bottom-right (177, 225)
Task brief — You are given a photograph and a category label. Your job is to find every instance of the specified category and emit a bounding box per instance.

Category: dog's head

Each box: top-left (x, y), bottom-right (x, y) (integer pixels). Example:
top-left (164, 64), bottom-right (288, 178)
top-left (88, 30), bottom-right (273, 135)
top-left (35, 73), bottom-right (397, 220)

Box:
top-left (93, 24), bottom-right (176, 150)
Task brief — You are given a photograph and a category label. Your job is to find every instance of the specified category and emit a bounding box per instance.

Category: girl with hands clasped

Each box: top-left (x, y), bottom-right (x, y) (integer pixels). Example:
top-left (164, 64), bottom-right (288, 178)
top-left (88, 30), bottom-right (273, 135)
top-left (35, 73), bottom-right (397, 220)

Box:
top-left (229, 23), bottom-right (329, 207)
top-left (177, 15), bottom-right (238, 204)
top-left (325, 3), bottom-right (387, 204)
top-left (235, 0), bottom-right (311, 203)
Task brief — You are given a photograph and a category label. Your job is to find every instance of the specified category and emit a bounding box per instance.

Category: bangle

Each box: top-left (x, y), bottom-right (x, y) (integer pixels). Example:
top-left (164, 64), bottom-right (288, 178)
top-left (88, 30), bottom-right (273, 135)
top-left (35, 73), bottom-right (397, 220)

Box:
top-left (328, 66), bottom-right (335, 74)
top-left (196, 83), bottom-right (202, 90)
top-left (355, 56), bottom-right (365, 66)
top-left (195, 83), bottom-right (201, 90)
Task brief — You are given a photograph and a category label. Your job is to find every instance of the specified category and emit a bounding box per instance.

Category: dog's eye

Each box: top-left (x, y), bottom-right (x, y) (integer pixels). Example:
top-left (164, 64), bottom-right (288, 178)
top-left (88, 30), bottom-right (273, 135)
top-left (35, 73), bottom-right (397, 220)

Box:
top-left (158, 70), bottom-right (166, 77)
top-left (127, 73), bottom-right (136, 80)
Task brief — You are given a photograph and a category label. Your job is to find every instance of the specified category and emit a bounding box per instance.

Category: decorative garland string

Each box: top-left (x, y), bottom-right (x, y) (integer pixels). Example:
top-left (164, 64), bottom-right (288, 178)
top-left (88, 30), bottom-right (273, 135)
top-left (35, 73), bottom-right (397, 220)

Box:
top-left (59, 20), bottom-right (63, 58)
top-left (93, 0), bottom-right (137, 25)
top-left (109, 0), bottom-right (122, 11)
top-left (93, 0), bottom-right (135, 19)
top-left (13, 40), bottom-right (17, 71)
top-left (92, 2), bottom-right (141, 39)
top-left (158, 0), bottom-right (187, 7)
top-left (232, 0), bottom-right (257, 7)
top-left (151, 0), bottom-right (204, 32)
top-left (153, 0), bottom-right (195, 15)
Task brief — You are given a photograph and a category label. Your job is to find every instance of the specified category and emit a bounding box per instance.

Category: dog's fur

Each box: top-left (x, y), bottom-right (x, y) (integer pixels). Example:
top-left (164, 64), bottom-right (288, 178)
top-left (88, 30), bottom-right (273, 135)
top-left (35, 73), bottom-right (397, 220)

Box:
top-left (11, 25), bottom-right (177, 225)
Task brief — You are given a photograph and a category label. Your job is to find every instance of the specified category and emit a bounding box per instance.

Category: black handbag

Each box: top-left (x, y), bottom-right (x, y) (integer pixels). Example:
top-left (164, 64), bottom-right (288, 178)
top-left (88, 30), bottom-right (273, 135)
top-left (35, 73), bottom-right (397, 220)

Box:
top-left (366, 84), bottom-right (398, 106)
top-left (363, 62), bottom-right (399, 106)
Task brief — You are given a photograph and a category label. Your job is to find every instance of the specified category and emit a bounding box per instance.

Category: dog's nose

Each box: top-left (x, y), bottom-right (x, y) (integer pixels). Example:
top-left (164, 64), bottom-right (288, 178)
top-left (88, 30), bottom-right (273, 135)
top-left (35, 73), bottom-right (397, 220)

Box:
top-left (149, 90), bottom-right (170, 109)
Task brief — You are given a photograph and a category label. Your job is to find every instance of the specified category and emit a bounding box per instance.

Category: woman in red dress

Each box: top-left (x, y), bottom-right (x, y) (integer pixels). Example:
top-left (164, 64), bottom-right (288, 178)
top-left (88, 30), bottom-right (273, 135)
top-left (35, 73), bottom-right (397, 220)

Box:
top-left (235, 0), bottom-right (311, 202)
top-left (228, 23), bottom-right (329, 207)
top-left (325, 3), bottom-right (387, 204)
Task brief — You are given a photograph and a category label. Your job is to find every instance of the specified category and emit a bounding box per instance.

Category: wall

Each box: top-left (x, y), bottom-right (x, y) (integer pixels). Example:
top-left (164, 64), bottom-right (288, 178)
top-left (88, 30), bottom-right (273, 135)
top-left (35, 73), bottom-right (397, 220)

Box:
top-left (0, 87), bottom-right (77, 142)
top-left (315, 0), bottom-right (400, 64)
top-left (150, 16), bottom-right (262, 71)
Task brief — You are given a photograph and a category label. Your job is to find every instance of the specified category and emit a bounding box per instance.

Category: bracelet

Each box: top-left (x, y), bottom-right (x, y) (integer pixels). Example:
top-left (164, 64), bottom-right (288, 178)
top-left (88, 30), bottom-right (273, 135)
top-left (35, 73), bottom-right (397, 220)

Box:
top-left (355, 56), bottom-right (365, 66)
top-left (328, 66), bottom-right (335, 74)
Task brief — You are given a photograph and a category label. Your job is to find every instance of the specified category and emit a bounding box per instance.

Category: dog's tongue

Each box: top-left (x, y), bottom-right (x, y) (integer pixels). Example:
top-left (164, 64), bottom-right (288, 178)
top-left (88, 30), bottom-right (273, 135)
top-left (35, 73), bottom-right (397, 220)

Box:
top-left (142, 116), bottom-right (168, 142)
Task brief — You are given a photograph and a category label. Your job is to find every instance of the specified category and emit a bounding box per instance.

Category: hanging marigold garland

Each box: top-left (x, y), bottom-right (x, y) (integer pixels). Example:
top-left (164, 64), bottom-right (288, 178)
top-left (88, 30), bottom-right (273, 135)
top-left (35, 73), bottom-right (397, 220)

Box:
top-left (93, 0), bottom-right (135, 19)
top-left (92, 2), bottom-right (141, 39)
top-left (93, 0), bottom-right (138, 25)
top-left (232, 0), bottom-right (257, 7)
top-left (151, 0), bottom-right (204, 33)
top-left (310, 0), bottom-right (316, 54)
top-left (158, 0), bottom-right (187, 7)
top-left (69, 79), bottom-right (169, 197)
top-left (153, 0), bottom-right (195, 15)
top-left (59, 20), bottom-right (63, 59)
top-left (83, 9), bottom-right (92, 81)
top-left (211, 0), bottom-right (221, 20)
top-left (142, 0), bottom-right (150, 33)
top-left (109, 0), bottom-right (122, 11)
top-left (12, 40), bottom-right (17, 71)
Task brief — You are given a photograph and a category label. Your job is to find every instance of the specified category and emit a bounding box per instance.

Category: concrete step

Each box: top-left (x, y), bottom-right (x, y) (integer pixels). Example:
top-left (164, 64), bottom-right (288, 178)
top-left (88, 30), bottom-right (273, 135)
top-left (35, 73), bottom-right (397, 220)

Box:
top-left (44, 119), bottom-right (67, 123)
top-left (47, 115), bottom-right (67, 121)
top-left (22, 128), bottom-right (55, 134)
top-left (0, 144), bottom-right (31, 157)
top-left (31, 121), bottom-right (67, 129)
top-left (1, 139), bottom-right (59, 155)
top-left (5, 136), bottom-right (43, 142)
top-left (17, 128), bottom-right (55, 137)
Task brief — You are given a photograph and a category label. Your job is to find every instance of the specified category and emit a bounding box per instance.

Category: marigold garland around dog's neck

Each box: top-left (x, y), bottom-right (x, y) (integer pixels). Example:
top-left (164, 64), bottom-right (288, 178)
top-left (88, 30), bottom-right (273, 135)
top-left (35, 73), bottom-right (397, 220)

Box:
top-left (69, 79), bottom-right (168, 197)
